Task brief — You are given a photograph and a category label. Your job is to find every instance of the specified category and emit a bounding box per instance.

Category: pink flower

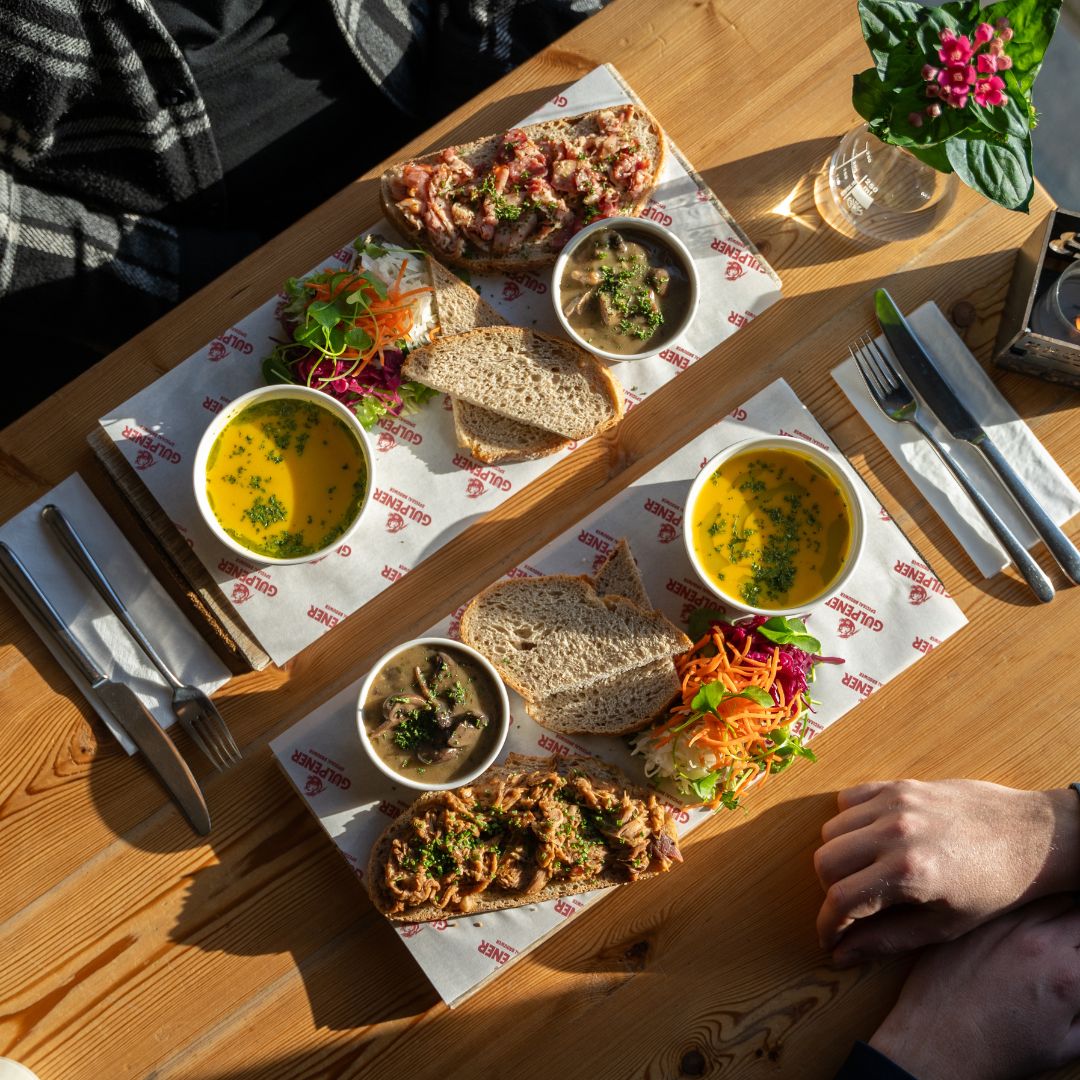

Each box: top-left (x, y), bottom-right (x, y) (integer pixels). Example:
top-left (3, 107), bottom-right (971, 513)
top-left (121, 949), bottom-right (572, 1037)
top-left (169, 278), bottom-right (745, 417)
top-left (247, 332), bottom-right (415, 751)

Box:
top-left (999, 27), bottom-right (1014, 42)
top-left (943, 85), bottom-right (969, 110)
top-left (908, 111), bottom-right (924, 127)
top-left (925, 82), bottom-right (941, 98)
top-left (973, 75), bottom-right (1007, 107)
top-left (996, 54), bottom-right (1013, 70)
top-left (974, 22), bottom-right (994, 45)
top-left (922, 63), bottom-right (939, 80)
top-left (939, 28), bottom-right (957, 46)
top-left (978, 52), bottom-right (999, 73)
top-left (988, 36), bottom-right (1005, 55)
top-left (939, 64), bottom-right (976, 88)
top-left (994, 17), bottom-right (1011, 31)
top-left (938, 34), bottom-right (974, 65)
top-left (925, 103), bottom-right (943, 118)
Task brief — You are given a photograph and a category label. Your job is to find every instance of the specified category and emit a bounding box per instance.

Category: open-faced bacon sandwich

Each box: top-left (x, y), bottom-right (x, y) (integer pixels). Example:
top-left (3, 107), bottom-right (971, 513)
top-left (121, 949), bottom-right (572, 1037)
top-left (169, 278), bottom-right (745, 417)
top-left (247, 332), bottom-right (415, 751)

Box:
top-left (380, 105), bottom-right (666, 269)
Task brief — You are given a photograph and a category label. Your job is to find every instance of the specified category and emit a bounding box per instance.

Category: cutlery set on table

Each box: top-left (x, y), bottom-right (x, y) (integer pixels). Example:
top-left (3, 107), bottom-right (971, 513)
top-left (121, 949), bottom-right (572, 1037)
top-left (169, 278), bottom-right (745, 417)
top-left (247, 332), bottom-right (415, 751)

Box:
top-left (0, 503), bottom-right (236, 835)
top-left (849, 289), bottom-right (1080, 602)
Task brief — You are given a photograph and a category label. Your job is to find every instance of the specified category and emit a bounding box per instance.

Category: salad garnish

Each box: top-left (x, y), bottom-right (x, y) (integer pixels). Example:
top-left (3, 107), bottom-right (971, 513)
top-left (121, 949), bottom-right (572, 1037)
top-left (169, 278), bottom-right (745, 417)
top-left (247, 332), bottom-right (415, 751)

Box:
top-left (263, 237), bottom-right (439, 428)
top-left (631, 613), bottom-right (843, 811)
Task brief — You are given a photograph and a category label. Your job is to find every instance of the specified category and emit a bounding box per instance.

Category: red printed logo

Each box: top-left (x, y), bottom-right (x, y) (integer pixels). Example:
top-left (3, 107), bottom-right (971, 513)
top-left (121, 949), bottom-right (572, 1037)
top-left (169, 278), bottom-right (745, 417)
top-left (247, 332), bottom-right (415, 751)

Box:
top-left (386, 512), bottom-right (406, 533)
top-left (377, 432), bottom-right (396, 453)
top-left (466, 477), bottom-right (485, 499)
top-left (135, 450), bottom-right (154, 471)
top-left (231, 582), bottom-right (251, 605)
top-left (909, 584), bottom-right (929, 606)
top-left (640, 200), bottom-right (672, 228)
top-left (879, 507), bottom-right (892, 522)
top-left (725, 261), bottom-right (745, 281)
top-left (658, 522), bottom-right (678, 544)
top-left (837, 617), bottom-right (859, 639)
top-left (502, 281), bottom-right (522, 302)
top-left (400, 923), bottom-right (423, 939)
top-left (305, 774), bottom-right (324, 797)
top-left (207, 340), bottom-right (228, 362)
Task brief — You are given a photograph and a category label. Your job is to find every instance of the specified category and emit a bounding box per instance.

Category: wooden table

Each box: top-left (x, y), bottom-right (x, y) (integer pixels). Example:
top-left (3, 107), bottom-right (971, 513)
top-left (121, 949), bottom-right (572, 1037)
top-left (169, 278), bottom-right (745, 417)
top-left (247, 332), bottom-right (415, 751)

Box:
top-left (2, 0), bottom-right (1078, 1076)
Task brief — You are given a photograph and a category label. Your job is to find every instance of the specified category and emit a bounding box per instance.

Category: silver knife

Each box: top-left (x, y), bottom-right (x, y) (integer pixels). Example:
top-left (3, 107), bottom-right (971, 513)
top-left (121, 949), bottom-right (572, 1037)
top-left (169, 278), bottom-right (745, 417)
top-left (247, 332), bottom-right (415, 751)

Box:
top-left (875, 289), bottom-right (1080, 585)
top-left (0, 541), bottom-right (211, 835)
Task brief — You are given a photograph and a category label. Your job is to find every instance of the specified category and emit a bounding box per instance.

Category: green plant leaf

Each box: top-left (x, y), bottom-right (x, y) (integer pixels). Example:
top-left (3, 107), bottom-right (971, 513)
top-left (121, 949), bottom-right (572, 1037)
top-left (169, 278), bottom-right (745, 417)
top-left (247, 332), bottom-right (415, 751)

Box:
top-left (852, 68), bottom-right (894, 125)
top-left (859, 0), bottom-right (931, 76)
top-left (887, 85), bottom-right (973, 146)
top-left (360, 271), bottom-right (389, 301)
top-left (977, 0), bottom-right (1062, 92)
top-left (308, 300), bottom-right (340, 330)
top-left (906, 140), bottom-right (953, 172)
top-left (946, 130), bottom-right (1033, 211)
top-left (262, 353), bottom-right (295, 387)
top-left (344, 326), bottom-right (373, 352)
top-left (969, 69), bottom-right (1030, 139)
top-left (756, 616), bottom-right (822, 654)
top-left (687, 606), bottom-right (727, 642)
top-left (691, 682), bottom-right (725, 713)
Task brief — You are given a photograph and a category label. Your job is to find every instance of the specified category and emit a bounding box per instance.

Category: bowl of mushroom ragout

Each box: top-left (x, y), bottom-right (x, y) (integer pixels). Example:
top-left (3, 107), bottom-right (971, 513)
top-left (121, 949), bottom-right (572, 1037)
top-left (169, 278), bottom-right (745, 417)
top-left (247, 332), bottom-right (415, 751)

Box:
top-left (357, 637), bottom-right (511, 791)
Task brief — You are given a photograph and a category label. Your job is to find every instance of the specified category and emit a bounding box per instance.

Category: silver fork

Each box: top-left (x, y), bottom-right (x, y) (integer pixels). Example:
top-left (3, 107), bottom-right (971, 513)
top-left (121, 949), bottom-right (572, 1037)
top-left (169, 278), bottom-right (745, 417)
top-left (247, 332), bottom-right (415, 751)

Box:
top-left (850, 334), bottom-right (1055, 604)
top-left (41, 504), bottom-right (242, 769)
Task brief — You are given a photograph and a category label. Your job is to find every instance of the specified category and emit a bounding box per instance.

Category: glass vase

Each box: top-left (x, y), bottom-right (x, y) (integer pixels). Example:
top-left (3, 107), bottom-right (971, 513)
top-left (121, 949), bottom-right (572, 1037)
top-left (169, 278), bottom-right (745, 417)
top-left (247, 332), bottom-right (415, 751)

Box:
top-left (815, 123), bottom-right (959, 243)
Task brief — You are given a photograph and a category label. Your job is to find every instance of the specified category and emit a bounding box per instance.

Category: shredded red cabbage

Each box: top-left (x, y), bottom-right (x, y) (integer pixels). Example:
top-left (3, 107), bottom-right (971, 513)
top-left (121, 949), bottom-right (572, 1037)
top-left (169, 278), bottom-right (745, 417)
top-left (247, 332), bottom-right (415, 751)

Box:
top-left (714, 616), bottom-right (842, 709)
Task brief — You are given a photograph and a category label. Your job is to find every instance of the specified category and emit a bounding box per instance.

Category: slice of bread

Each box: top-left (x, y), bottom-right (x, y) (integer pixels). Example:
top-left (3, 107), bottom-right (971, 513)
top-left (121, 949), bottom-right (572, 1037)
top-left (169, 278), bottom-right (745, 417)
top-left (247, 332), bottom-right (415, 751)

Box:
top-left (459, 575), bottom-right (689, 698)
top-left (381, 106), bottom-right (666, 272)
top-left (526, 657), bottom-right (680, 736)
top-left (451, 399), bottom-right (569, 463)
top-left (592, 538), bottom-right (650, 608)
top-left (426, 257), bottom-right (572, 462)
top-left (366, 753), bottom-right (679, 922)
top-left (401, 326), bottom-right (623, 442)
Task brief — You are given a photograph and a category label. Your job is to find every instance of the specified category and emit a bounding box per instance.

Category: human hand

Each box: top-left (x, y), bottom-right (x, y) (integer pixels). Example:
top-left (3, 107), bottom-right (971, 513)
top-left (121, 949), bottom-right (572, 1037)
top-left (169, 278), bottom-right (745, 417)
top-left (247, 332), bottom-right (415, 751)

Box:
top-left (814, 779), bottom-right (1080, 963)
top-left (869, 896), bottom-right (1080, 1080)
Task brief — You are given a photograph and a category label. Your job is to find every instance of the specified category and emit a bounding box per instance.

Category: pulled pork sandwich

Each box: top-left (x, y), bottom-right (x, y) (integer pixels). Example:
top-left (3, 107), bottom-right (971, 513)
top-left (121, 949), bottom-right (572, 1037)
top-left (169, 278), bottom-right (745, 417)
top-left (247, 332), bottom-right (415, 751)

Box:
top-left (367, 754), bottom-right (683, 921)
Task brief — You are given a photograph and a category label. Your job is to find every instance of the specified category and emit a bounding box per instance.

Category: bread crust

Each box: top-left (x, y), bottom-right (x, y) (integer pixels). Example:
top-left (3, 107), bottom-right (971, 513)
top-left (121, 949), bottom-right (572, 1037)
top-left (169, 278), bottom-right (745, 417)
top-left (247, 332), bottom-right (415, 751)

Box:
top-left (401, 326), bottom-right (624, 442)
top-left (380, 106), bottom-right (667, 271)
top-left (366, 754), bottom-right (677, 922)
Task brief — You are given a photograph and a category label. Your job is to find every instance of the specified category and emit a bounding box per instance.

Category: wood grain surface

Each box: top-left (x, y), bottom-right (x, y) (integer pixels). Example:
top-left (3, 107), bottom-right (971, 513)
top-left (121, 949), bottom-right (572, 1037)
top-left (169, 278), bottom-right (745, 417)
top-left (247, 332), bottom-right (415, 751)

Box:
top-left (2, 0), bottom-right (1079, 1077)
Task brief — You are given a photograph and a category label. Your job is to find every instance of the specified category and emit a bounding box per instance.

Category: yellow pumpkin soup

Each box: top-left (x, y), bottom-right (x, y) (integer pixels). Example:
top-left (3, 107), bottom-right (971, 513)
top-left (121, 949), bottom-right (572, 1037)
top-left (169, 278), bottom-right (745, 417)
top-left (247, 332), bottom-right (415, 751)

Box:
top-left (205, 397), bottom-right (367, 559)
top-left (691, 447), bottom-right (852, 609)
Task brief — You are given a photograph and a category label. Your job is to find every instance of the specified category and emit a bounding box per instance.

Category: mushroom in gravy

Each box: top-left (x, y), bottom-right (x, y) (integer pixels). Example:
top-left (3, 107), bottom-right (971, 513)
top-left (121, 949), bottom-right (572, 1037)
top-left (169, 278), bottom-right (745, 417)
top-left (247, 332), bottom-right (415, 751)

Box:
top-left (363, 644), bottom-right (502, 784)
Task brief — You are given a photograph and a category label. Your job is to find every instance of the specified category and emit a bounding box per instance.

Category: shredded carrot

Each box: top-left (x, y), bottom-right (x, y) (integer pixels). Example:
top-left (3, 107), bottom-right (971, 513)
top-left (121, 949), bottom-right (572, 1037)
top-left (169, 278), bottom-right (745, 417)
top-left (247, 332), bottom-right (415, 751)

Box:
top-left (647, 626), bottom-right (807, 811)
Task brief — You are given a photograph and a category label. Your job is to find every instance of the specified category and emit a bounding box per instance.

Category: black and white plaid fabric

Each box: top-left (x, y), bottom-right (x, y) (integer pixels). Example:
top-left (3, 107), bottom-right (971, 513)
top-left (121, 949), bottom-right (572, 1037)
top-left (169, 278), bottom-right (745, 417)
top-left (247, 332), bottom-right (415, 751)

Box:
top-left (0, 0), bottom-right (603, 379)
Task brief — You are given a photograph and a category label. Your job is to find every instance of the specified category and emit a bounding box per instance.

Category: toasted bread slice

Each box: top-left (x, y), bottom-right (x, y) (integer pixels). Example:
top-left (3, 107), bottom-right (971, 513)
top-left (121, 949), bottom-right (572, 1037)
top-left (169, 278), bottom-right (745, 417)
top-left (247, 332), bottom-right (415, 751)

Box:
top-left (592, 538), bottom-right (650, 608)
top-left (366, 753), bottom-right (680, 922)
top-left (402, 326), bottom-right (623, 442)
top-left (526, 657), bottom-right (680, 736)
top-left (424, 258), bottom-right (571, 463)
top-left (381, 106), bottom-right (666, 272)
top-left (459, 575), bottom-right (689, 698)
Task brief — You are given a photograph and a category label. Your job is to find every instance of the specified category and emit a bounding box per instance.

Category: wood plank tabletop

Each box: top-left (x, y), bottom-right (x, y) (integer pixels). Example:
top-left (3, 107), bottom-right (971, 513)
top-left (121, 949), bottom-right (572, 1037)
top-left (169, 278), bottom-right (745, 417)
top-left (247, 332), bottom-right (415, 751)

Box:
top-left (2, 0), bottom-right (1079, 1077)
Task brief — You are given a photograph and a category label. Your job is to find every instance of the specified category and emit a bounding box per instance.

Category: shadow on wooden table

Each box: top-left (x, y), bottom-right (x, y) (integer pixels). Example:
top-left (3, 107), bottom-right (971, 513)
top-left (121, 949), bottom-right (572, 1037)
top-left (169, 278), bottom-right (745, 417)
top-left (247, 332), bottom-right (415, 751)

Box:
top-left (699, 136), bottom-right (862, 271)
top-left (172, 790), bottom-right (911, 1080)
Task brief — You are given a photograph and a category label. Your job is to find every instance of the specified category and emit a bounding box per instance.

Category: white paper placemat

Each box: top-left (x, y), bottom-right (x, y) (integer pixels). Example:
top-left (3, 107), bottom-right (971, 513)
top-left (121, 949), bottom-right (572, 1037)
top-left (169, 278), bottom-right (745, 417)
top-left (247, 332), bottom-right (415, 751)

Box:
top-left (0, 475), bottom-right (231, 755)
top-left (97, 64), bottom-right (781, 667)
top-left (269, 378), bottom-right (968, 1006)
top-left (833, 302), bottom-right (1080, 577)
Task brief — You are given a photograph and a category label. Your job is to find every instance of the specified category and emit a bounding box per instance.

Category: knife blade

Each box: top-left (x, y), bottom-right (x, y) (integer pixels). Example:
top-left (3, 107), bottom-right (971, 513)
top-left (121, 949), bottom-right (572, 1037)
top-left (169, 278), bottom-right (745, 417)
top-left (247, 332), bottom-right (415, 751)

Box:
top-left (875, 289), bottom-right (1080, 584)
top-left (0, 541), bottom-right (212, 835)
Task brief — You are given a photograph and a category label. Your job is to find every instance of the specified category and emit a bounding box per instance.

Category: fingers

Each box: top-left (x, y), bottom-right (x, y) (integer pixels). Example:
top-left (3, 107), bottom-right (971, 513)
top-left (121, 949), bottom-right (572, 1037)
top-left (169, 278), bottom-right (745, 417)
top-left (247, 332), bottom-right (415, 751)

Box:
top-left (821, 798), bottom-right (889, 843)
top-left (836, 781), bottom-right (890, 812)
top-left (816, 863), bottom-right (895, 951)
top-left (814, 825), bottom-right (878, 889)
top-left (831, 906), bottom-right (955, 966)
